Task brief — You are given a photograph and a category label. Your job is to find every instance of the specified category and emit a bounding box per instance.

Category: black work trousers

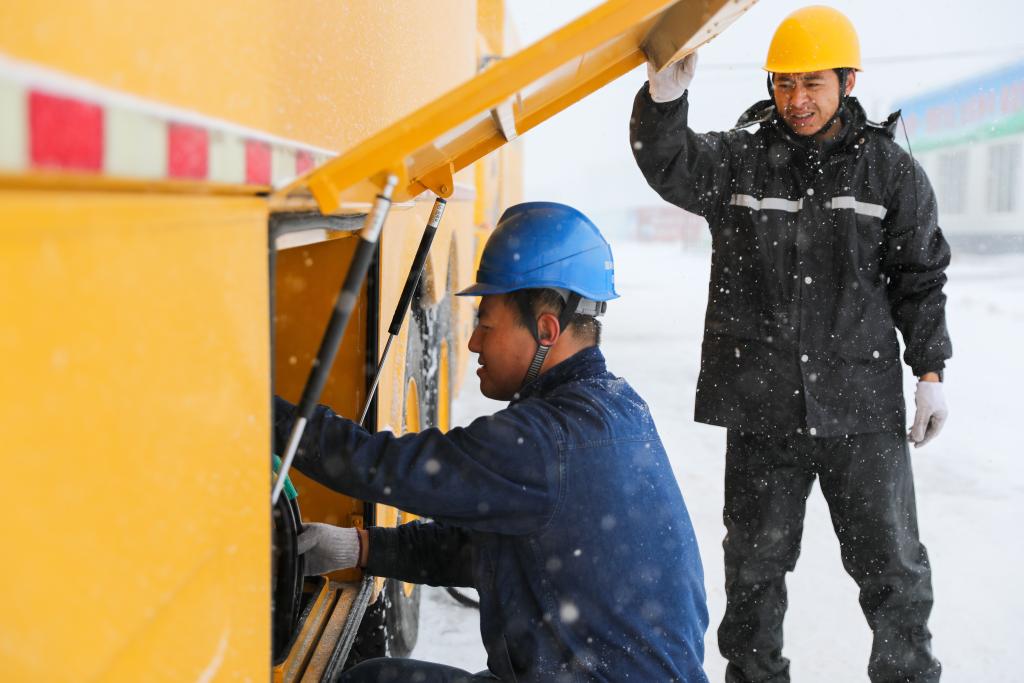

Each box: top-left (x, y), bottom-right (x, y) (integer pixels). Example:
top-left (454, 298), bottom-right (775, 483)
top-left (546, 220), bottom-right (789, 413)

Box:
top-left (718, 430), bottom-right (941, 683)
top-left (340, 658), bottom-right (500, 683)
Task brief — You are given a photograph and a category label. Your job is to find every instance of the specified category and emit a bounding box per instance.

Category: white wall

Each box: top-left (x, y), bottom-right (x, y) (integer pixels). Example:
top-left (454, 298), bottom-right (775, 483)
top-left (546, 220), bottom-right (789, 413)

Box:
top-left (918, 132), bottom-right (1024, 243)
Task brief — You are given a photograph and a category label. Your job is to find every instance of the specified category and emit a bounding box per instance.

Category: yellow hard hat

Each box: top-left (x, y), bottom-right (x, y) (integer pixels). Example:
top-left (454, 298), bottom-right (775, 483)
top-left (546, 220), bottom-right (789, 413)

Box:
top-left (764, 6), bottom-right (862, 74)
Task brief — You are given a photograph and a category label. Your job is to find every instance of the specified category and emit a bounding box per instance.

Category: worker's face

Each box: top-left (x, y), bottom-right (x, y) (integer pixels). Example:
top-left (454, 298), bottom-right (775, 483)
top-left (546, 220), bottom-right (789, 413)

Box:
top-left (467, 294), bottom-right (538, 401)
top-left (772, 69), bottom-right (855, 138)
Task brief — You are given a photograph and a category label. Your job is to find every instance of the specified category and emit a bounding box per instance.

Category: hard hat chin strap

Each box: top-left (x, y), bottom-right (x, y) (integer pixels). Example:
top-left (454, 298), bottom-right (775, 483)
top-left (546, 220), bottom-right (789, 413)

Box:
top-left (522, 345), bottom-right (550, 389)
top-left (521, 292), bottom-right (582, 388)
top-left (819, 67), bottom-right (850, 136)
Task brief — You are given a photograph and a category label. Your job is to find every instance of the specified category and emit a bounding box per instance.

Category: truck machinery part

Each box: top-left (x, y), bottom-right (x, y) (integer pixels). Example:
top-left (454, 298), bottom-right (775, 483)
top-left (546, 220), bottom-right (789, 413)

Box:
top-left (352, 291), bottom-right (438, 660)
top-left (268, 212), bottom-right (391, 679)
top-left (359, 197), bottom-right (448, 426)
top-left (269, 213), bottom-right (366, 242)
top-left (272, 174), bottom-right (398, 504)
top-left (271, 493), bottom-right (306, 662)
top-left (323, 575), bottom-right (376, 680)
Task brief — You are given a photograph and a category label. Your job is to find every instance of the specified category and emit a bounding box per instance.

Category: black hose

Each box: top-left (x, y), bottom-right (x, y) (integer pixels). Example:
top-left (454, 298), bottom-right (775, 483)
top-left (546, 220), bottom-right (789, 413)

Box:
top-left (445, 587), bottom-right (480, 609)
top-left (271, 493), bottom-right (304, 662)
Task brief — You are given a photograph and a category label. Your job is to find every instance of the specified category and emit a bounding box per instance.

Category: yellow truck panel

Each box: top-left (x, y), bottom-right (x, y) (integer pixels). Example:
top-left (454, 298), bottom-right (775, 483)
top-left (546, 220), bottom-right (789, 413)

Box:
top-left (1, 0), bottom-right (755, 677)
top-left (0, 192), bottom-right (270, 681)
top-left (0, 1), bottom-right (477, 152)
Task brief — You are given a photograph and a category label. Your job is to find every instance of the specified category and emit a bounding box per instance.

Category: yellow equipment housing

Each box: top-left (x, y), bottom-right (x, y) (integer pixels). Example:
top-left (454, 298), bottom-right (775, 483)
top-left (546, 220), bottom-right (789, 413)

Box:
top-left (0, 1), bottom-right (755, 680)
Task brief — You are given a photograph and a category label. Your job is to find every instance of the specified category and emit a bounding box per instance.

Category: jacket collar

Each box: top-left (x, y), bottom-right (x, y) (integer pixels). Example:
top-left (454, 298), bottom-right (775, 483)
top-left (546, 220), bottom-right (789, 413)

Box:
top-left (513, 345), bottom-right (607, 403)
top-left (734, 97), bottom-right (899, 151)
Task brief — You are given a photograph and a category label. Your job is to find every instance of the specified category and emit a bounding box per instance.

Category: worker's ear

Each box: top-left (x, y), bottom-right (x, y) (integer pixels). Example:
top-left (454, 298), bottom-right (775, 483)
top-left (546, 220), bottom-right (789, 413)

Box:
top-left (535, 311), bottom-right (561, 347)
top-left (844, 69), bottom-right (856, 96)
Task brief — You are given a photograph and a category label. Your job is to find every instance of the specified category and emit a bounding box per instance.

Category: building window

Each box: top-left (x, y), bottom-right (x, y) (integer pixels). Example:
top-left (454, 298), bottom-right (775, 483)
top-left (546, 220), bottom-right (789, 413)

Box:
top-left (986, 142), bottom-right (1022, 213)
top-left (936, 150), bottom-right (968, 214)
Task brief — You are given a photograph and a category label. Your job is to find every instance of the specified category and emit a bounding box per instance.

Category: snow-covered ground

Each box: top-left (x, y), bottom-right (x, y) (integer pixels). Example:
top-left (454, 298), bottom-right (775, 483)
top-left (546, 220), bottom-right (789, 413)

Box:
top-left (412, 240), bottom-right (1022, 680)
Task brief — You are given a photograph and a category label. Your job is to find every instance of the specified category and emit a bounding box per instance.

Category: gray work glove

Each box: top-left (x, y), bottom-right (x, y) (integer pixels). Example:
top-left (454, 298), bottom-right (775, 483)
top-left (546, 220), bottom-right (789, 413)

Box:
top-left (646, 51), bottom-right (698, 103)
top-left (297, 523), bottom-right (361, 576)
top-left (908, 380), bottom-right (948, 448)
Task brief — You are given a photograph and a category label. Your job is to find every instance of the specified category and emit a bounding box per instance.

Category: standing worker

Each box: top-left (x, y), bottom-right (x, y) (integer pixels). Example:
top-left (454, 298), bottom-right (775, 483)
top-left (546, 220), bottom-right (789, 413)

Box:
top-left (275, 202), bottom-right (710, 682)
top-left (630, 6), bottom-right (949, 683)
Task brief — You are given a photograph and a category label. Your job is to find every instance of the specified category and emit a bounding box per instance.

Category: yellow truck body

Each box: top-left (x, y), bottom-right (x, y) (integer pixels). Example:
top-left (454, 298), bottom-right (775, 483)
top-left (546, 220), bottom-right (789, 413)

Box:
top-left (2, 3), bottom-right (511, 679)
top-left (0, 1), bottom-right (754, 679)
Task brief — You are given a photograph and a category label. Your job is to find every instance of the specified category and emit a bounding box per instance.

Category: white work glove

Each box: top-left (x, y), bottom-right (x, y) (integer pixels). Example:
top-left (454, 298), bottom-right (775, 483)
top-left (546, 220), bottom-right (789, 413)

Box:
top-left (908, 380), bottom-right (948, 448)
top-left (297, 523), bottom-right (361, 576)
top-left (646, 51), bottom-right (698, 103)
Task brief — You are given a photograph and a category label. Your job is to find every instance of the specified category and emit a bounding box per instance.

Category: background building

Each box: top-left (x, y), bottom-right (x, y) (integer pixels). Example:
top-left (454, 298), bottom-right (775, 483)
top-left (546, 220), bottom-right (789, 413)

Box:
top-left (898, 60), bottom-right (1024, 252)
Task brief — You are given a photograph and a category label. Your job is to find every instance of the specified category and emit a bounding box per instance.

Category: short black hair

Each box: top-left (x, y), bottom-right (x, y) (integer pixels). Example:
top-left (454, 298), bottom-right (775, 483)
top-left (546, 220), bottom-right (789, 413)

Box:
top-left (506, 288), bottom-right (601, 346)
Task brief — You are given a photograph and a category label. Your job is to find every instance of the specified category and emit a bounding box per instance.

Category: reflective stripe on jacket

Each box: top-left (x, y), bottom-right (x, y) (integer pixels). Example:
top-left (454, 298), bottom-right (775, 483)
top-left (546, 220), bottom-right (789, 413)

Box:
top-left (274, 347), bottom-right (709, 682)
top-left (630, 87), bottom-right (952, 437)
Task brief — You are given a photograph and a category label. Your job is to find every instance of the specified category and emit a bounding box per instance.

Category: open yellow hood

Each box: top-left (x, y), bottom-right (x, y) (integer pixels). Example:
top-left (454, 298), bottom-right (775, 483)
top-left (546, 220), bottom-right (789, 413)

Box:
top-left (279, 0), bottom-right (757, 213)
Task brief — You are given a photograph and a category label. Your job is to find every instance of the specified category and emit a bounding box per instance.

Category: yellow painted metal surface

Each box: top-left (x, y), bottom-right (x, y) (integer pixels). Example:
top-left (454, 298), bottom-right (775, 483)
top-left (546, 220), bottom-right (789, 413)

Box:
top-left (289, 0), bottom-right (757, 211)
top-left (0, 1), bottom-right (477, 153)
top-left (477, 0), bottom-right (509, 59)
top-left (0, 171), bottom-right (264, 197)
top-left (299, 582), bottom-right (360, 683)
top-left (272, 578), bottom-right (335, 683)
top-left (0, 191), bottom-right (270, 681)
top-left (274, 234), bottom-right (368, 585)
top-left (0, 2), bottom-right (758, 678)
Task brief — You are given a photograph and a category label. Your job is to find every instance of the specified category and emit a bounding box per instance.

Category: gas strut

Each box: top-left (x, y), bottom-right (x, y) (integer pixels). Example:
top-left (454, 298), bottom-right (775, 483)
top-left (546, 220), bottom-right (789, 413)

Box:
top-left (272, 175), bottom-right (398, 505)
top-left (358, 197), bottom-right (447, 426)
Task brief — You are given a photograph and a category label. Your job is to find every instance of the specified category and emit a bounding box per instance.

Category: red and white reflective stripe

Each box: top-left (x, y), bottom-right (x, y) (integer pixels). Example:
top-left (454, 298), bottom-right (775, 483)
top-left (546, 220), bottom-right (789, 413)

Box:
top-left (0, 54), bottom-right (334, 187)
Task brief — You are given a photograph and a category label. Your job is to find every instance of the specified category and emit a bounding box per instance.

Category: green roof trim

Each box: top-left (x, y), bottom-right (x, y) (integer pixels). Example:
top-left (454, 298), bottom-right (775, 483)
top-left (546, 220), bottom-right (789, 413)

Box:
top-left (903, 110), bottom-right (1024, 153)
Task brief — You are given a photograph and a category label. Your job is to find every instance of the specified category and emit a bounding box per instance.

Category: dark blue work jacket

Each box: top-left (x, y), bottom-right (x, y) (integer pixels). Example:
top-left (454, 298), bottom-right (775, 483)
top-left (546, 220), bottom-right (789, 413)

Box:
top-left (274, 346), bottom-right (709, 682)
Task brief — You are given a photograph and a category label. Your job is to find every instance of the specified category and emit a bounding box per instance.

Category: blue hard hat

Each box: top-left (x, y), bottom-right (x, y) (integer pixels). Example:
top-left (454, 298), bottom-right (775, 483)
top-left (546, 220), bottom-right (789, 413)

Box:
top-left (456, 202), bottom-right (619, 301)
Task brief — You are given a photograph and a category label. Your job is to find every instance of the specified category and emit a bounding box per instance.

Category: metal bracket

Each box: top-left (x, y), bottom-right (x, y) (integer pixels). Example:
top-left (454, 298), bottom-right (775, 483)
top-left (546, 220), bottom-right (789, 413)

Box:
top-left (490, 97), bottom-right (519, 142)
top-left (417, 163), bottom-right (456, 198)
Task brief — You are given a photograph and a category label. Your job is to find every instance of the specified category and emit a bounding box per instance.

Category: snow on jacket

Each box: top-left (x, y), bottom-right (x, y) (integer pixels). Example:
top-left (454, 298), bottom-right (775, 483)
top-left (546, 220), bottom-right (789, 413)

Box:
top-left (274, 346), bottom-right (709, 683)
top-left (630, 86), bottom-right (952, 437)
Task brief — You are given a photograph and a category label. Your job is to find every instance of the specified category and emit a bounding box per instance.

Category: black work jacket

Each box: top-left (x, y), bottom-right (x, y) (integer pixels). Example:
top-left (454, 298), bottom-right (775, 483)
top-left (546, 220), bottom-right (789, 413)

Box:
top-left (630, 86), bottom-right (952, 437)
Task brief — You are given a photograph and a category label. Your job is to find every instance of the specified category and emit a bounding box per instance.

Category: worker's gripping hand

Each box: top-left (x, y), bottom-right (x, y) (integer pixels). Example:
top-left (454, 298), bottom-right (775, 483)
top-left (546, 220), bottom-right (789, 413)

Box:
top-left (908, 380), bottom-right (948, 448)
top-left (296, 523), bottom-right (361, 576)
top-left (646, 51), bottom-right (697, 103)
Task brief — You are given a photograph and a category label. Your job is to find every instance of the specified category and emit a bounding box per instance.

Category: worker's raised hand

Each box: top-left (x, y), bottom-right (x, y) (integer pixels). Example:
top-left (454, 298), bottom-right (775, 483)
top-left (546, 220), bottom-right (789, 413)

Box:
top-left (646, 51), bottom-right (698, 103)
top-left (908, 380), bottom-right (948, 448)
top-left (297, 523), bottom-right (361, 575)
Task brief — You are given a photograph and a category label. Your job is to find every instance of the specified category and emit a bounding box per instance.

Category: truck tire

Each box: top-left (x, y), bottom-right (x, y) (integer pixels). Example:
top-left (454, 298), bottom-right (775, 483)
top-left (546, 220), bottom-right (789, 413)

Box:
top-left (378, 283), bottom-right (435, 658)
top-left (385, 578), bottom-right (421, 657)
top-left (350, 262), bottom-right (459, 664)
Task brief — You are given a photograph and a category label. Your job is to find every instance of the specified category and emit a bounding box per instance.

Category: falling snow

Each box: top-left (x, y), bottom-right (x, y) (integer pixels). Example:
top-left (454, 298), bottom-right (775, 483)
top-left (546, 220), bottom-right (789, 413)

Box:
top-left (412, 241), bottom-right (1022, 680)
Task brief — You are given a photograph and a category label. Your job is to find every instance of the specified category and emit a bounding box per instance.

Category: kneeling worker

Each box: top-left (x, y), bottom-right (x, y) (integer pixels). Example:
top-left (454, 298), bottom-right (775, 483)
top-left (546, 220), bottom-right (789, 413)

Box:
top-left (274, 202), bottom-right (709, 683)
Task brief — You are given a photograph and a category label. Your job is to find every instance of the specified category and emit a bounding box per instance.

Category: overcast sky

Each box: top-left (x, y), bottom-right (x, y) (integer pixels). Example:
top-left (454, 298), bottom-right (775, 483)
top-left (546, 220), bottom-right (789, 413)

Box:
top-left (505, 0), bottom-right (1024, 215)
